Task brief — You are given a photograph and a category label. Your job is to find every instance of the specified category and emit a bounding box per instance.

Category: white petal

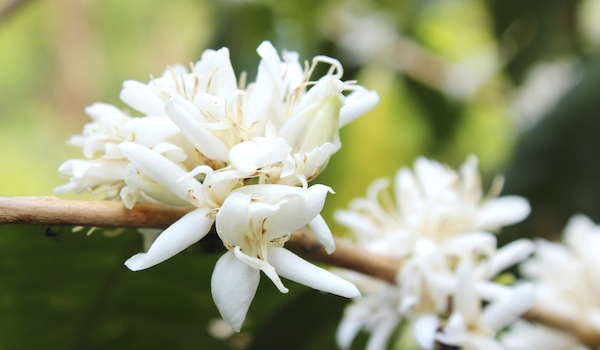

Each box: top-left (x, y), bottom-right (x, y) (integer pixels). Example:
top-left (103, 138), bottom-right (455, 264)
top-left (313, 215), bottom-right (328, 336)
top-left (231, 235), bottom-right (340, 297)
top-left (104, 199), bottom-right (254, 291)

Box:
top-left (164, 96), bottom-right (230, 162)
top-left (366, 316), bottom-right (400, 350)
top-left (414, 157), bottom-right (456, 198)
top-left (243, 41), bottom-right (284, 129)
top-left (228, 141), bottom-right (260, 173)
top-left (281, 50), bottom-right (304, 94)
top-left (54, 159), bottom-right (129, 194)
top-left (413, 314), bottom-right (440, 350)
top-left (120, 80), bottom-right (166, 116)
top-left (152, 143), bottom-right (187, 163)
top-left (339, 89), bottom-right (379, 127)
top-left (488, 239), bottom-right (535, 278)
top-left (122, 163), bottom-right (188, 207)
top-left (233, 184), bottom-right (333, 240)
top-left (216, 192), bottom-right (279, 248)
top-left (194, 47), bottom-right (238, 98)
top-left (444, 232), bottom-right (497, 262)
top-left (436, 312), bottom-right (467, 346)
top-left (475, 196), bottom-right (531, 230)
top-left (308, 214), bottom-right (336, 254)
top-left (476, 281), bottom-right (512, 302)
top-left (118, 142), bottom-right (203, 203)
top-left (84, 102), bottom-right (130, 124)
top-left (334, 210), bottom-right (379, 239)
top-left (455, 263), bottom-right (480, 323)
top-left (278, 77), bottom-right (343, 152)
top-left (336, 316), bottom-right (363, 349)
top-left (232, 246), bottom-right (288, 293)
top-left (124, 207), bottom-right (214, 270)
top-left (395, 168), bottom-right (423, 217)
top-left (228, 137), bottom-right (292, 173)
top-left (268, 247), bottom-right (360, 298)
top-left (469, 337), bottom-right (505, 350)
top-left (211, 251), bottom-right (260, 332)
top-left (481, 283), bottom-right (534, 331)
top-left (138, 228), bottom-right (162, 252)
top-left (459, 155), bottom-right (482, 203)
top-left (564, 214), bottom-right (599, 252)
top-left (126, 116), bottom-right (180, 147)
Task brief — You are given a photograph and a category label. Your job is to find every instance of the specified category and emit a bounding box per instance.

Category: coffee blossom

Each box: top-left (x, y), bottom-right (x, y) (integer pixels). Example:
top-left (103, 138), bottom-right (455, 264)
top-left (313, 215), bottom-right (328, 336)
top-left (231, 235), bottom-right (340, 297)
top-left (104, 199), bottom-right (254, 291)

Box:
top-left (335, 156), bottom-right (534, 349)
top-left (501, 215), bottom-right (600, 350)
top-left (56, 41), bottom-right (377, 331)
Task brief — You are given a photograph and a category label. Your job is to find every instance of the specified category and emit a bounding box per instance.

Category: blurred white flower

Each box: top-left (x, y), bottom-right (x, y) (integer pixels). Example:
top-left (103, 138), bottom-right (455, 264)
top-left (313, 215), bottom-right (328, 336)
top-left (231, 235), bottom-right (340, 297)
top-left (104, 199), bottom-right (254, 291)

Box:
top-left (510, 58), bottom-right (580, 131)
top-left (336, 280), bottom-right (401, 350)
top-left (443, 46), bottom-right (501, 99)
top-left (432, 264), bottom-right (533, 350)
top-left (335, 156), bottom-right (533, 349)
top-left (578, 0), bottom-right (600, 47)
top-left (335, 156), bottom-right (530, 256)
top-left (502, 320), bottom-right (589, 350)
top-left (321, 6), bottom-right (397, 65)
top-left (501, 215), bottom-right (600, 349)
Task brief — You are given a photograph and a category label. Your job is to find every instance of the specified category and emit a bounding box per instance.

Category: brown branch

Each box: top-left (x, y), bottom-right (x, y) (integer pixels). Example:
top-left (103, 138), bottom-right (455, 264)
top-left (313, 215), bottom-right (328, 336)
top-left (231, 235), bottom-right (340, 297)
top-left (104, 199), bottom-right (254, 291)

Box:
top-left (287, 226), bottom-right (401, 283)
top-left (1, 195), bottom-right (599, 348)
top-left (522, 308), bottom-right (600, 349)
top-left (0, 196), bottom-right (192, 229)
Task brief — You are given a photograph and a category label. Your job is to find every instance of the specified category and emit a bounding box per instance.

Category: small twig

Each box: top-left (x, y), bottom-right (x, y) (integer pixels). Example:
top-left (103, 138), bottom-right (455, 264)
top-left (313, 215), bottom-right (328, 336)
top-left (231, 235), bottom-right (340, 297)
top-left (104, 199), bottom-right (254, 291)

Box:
top-left (1, 195), bottom-right (599, 348)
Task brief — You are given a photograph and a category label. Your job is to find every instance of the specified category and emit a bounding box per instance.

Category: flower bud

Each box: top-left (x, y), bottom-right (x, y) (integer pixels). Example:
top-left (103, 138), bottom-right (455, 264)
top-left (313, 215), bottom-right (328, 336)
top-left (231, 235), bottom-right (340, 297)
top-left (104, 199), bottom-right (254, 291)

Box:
top-left (280, 77), bottom-right (344, 153)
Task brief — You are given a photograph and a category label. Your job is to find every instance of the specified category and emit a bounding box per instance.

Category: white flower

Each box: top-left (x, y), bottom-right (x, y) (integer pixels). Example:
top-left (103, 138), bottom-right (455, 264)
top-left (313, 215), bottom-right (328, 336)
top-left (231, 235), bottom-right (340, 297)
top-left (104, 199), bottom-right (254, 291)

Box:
top-left (211, 184), bottom-right (359, 331)
top-left (117, 139), bottom-right (358, 332)
top-left (336, 286), bottom-right (402, 350)
top-left (157, 41), bottom-right (378, 187)
top-left (501, 215), bottom-right (600, 349)
top-left (334, 156), bottom-right (533, 349)
top-left (67, 103), bottom-right (132, 159)
top-left (54, 158), bottom-right (129, 197)
top-left (58, 41), bottom-right (379, 202)
top-left (120, 47), bottom-right (238, 116)
top-left (54, 103), bottom-right (194, 207)
top-left (335, 156), bottom-right (531, 257)
top-left (432, 264), bottom-right (534, 350)
top-left (118, 41), bottom-right (378, 188)
top-left (336, 282), bottom-right (401, 350)
top-left (57, 41), bottom-right (374, 332)
top-left (524, 215), bottom-right (600, 322)
top-left (502, 320), bottom-right (590, 350)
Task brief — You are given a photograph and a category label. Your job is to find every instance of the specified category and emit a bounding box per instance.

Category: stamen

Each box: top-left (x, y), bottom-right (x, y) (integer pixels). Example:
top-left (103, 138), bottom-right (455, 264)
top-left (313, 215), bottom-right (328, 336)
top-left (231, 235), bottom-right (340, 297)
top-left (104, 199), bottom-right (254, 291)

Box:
top-left (312, 55), bottom-right (344, 79)
top-left (177, 165), bottom-right (213, 183)
top-left (206, 67), bottom-right (220, 94)
top-left (238, 71), bottom-right (247, 90)
top-left (233, 246), bottom-right (289, 293)
top-left (180, 72), bottom-right (189, 100)
top-left (486, 175), bottom-right (505, 201)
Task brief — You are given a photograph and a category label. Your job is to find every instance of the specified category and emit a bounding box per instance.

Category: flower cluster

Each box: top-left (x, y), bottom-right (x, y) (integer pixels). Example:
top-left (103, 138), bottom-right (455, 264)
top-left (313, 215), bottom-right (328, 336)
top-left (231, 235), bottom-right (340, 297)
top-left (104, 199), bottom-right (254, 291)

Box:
top-left (501, 215), bottom-right (600, 350)
top-left (56, 41), bottom-right (379, 331)
top-left (335, 156), bottom-right (535, 350)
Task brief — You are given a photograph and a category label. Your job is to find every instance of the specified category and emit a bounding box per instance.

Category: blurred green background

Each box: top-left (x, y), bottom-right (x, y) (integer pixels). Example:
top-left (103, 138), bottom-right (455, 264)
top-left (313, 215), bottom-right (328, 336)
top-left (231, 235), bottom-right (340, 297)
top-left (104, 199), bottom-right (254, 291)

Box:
top-left (1, 0), bottom-right (600, 349)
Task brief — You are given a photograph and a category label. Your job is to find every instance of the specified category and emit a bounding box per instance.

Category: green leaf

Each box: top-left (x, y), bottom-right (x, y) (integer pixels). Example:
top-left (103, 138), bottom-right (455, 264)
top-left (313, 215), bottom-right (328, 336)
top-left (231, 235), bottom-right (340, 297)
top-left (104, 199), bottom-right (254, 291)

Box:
top-left (0, 225), bottom-right (228, 349)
